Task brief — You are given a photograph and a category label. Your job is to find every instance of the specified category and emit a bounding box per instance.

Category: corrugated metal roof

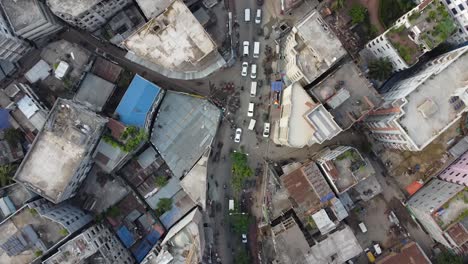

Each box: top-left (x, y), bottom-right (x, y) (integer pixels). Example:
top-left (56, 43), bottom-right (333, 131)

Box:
top-left (115, 74), bottom-right (161, 127)
top-left (24, 60), bottom-right (51, 83)
top-left (16, 96), bottom-right (38, 119)
top-left (0, 108), bottom-right (10, 129)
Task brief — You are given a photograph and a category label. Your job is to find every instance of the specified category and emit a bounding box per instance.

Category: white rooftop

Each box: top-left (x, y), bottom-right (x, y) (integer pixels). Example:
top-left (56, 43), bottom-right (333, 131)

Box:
top-left (399, 51), bottom-right (468, 148)
top-left (124, 0), bottom-right (216, 71)
top-left (17, 96), bottom-right (39, 119)
top-left (47, 0), bottom-right (101, 17)
top-left (311, 209), bottom-right (336, 235)
top-left (54, 61), bottom-right (69, 80)
top-left (14, 99), bottom-right (107, 203)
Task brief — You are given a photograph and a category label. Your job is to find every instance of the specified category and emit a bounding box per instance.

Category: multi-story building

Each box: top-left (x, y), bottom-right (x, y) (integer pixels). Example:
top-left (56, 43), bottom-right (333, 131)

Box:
top-left (46, 0), bottom-right (131, 32)
top-left (406, 178), bottom-right (468, 253)
top-left (14, 98), bottom-right (107, 203)
top-left (365, 0), bottom-right (457, 72)
top-left (0, 13), bottom-right (29, 62)
top-left (438, 150), bottom-right (468, 186)
top-left (283, 11), bottom-right (347, 86)
top-left (44, 223), bottom-right (134, 264)
top-left (316, 146), bottom-right (375, 195)
top-left (0, 0), bottom-right (62, 41)
top-left (0, 198), bottom-right (92, 264)
top-left (438, 0), bottom-right (468, 44)
top-left (364, 45), bottom-right (468, 151)
top-left (141, 208), bottom-right (204, 264)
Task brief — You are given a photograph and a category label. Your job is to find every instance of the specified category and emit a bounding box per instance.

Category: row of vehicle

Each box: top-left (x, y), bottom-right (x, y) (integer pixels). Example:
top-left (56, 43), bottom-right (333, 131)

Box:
top-left (233, 122), bottom-right (270, 143)
top-left (241, 62), bottom-right (257, 78)
top-left (242, 41), bottom-right (260, 58)
top-left (244, 9), bottom-right (262, 24)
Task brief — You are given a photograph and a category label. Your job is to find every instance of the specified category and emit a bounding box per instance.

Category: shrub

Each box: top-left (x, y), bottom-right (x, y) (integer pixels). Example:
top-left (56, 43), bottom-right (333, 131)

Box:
top-left (349, 4), bottom-right (367, 24)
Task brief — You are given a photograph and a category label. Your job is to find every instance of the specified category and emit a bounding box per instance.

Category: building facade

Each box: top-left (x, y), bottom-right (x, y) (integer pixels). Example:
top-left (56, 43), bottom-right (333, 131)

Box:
top-left (364, 45), bottom-right (468, 151)
top-left (44, 223), bottom-right (134, 264)
top-left (0, 13), bottom-right (29, 62)
top-left (406, 179), bottom-right (468, 253)
top-left (0, 0), bottom-right (62, 41)
top-left (46, 0), bottom-right (132, 32)
top-left (441, 0), bottom-right (468, 44)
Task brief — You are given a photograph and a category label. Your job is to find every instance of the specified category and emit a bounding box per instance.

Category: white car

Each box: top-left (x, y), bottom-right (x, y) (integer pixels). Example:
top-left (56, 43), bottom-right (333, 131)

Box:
top-left (241, 62), bottom-right (248, 77)
top-left (250, 64), bottom-right (257, 79)
top-left (234, 128), bottom-right (242, 143)
top-left (243, 41), bottom-right (249, 56)
top-left (242, 234), bottom-right (247, 243)
top-left (255, 9), bottom-right (262, 24)
top-left (263, 122), bottom-right (270, 137)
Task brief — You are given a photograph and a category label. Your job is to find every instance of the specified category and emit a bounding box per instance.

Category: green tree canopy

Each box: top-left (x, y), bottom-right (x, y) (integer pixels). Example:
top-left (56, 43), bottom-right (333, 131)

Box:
top-left (4, 128), bottom-right (21, 146)
top-left (230, 214), bottom-right (251, 234)
top-left (155, 176), bottom-right (168, 187)
top-left (0, 164), bottom-right (16, 187)
top-left (435, 251), bottom-right (463, 264)
top-left (231, 153), bottom-right (253, 193)
top-left (349, 4), bottom-right (367, 24)
top-left (156, 198), bottom-right (172, 215)
top-left (368, 57), bottom-right (394, 81)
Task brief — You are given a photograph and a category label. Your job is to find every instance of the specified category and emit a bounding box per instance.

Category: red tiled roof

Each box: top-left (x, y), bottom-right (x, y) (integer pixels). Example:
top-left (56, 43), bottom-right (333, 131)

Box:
top-left (281, 164), bottom-right (321, 212)
top-left (92, 57), bottom-right (123, 83)
top-left (446, 222), bottom-right (468, 247)
top-left (376, 241), bottom-right (431, 264)
top-left (406, 181), bottom-right (423, 196)
top-left (107, 118), bottom-right (126, 139)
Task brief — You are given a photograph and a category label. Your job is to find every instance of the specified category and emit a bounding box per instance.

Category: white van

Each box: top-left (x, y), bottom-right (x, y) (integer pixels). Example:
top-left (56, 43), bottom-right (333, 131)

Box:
top-left (250, 64), bottom-right (257, 79)
top-left (247, 103), bottom-right (254, 117)
top-left (250, 81), bottom-right (257, 97)
top-left (248, 119), bottom-right (256, 130)
top-left (244, 9), bottom-right (251, 22)
top-left (253, 42), bottom-right (260, 58)
top-left (229, 199), bottom-right (234, 211)
top-left (255, 9), bottom-right (262, 24)
top-left (358, 222), bottom-right (368, 233)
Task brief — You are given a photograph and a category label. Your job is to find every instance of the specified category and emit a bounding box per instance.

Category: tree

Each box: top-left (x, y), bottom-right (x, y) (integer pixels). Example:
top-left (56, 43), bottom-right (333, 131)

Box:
top-left (332, 0), bottom-right (345, 10)
top-left (368, 58), bottom-right (393, 81)
top-left (155, 176), bottom-right (168, 187)
top-left (156, 198), bottom-right (172, 215)
top-left (230, 214), bottom-right (251, 234)
top-left (0, 164), bottom-right (16, 187)
top-left (235, 249), bottom-right (250, 264)
top-left (435, 251), bottom-right (463, 264)
top-left (231, 153), bottom-right (253, 193)
top-left (349, 4), bottom-right (367, 24)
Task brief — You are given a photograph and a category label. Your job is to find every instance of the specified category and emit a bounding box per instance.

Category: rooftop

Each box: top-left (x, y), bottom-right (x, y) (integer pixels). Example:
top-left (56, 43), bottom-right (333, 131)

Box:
top-left (0, 184), bottom-right (35, 221)
top-left (115, 74), bottom-right (162, 128)
top-left (0, 205), bottom-right (66, 264)
top-left (14, 98), bottom-right (107, 203)
top-left (290, 11), bottom-right (347, 83)
top-left (376, 241), bottom-right (431, 264)
top-left (151, 91), bottom-right (220, 178)
top-left (43, 231), bottom-right (99, 264)
top-left (271, 216), bottom-right (311, 264)
top-left (158, 188), bottom-right (196, 228)
top-left (135, 0), bottom-right (174, 19)
top-left (434, 189), bottom-right (468, 229)
top-left (438, 151), bottom-right (468, 186)
top-left (280, 161), bottom-right (334, 215)
top-left (309, 61), bottom-right (381, 129)
top-left (74, 73), bottom-right (115, 112)
top-left (24, 60), bottom-right (51, 84)
top-left (123, 0), bottom-right (217, 72)
top-left (386, 0), bottom-right (456, 64)
top-left (1, 0), bottom-right (46, 32)
top-left (180, 149), bottom-right (209, 209)
top-left (398, 51), bottom-right (468, 148)
top-left (46, 0), bottom-right (101, 17)
top-left (91, 57), bottom-right (122, 83)
top-left (318, 147), bottom-right (374, 194)
top-left (306, 225), bottom-right (362, 264)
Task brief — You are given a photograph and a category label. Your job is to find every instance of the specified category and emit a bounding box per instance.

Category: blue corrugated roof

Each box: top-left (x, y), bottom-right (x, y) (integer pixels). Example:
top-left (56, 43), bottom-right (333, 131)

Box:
top-left (132, 239), bottom-right (152, 262)
top-left (0, 108), bottom-right (10, 129)
top-left (271, 81), bottom-right (282, 92)
top-left (117, 226), bottom-right (135, 248)
top-left (115, 75), bottom-right (161, 128)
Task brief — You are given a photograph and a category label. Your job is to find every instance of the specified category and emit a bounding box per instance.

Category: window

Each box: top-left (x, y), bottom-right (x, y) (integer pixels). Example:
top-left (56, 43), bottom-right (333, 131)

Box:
top-left (459, 4), bottom-right (465, 11)
top-left (446, 0), bottom-right (451, 4)
top-left (452, 8), bottom-right (458, 15)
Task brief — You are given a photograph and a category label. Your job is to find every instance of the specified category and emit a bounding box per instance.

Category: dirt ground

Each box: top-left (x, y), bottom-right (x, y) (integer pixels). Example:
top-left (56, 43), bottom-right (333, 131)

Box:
top-left (381, 120), bottom-right (462, 193)
top-left (358, 0), bottom-right (385, 33)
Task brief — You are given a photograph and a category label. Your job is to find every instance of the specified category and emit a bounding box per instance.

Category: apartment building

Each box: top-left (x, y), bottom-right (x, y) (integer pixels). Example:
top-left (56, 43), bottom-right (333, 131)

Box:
top-left (0, 12), bottom-right (29, 62)
top-left (0, 0), bottom-right (62, 41)
top-left (366, 0), bottom-right (457, 72)
top-left (14, 98), bottom-right (107, 203)
top-left (364, 45), bottom-right (468, 151)
top-left (46, 0), bottom-right (132, 32)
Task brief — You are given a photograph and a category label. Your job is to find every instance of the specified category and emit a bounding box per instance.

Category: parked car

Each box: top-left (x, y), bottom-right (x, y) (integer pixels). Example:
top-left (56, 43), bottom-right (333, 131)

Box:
top-left (263, 123), bottom-right (270, 137)
top-left (242, 234), bottom-right (247, 243)
top-left (247, 103), bottom-right (254, 117)
top-left (243, 41), bottom-right (249, 56)
top-left (255, 9), bottom-right (262, 24)
top-left (241, 62), bottom-right (248, 77)
top-left (250, 64), bottom-right (257, 79)
top-left (234, 128), bottom-right (242, 143)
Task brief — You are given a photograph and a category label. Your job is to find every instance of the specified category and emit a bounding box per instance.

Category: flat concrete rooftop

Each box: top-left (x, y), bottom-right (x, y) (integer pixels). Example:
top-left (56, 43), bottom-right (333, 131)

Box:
top-left (74, 73), bottom-right (115, 112)
top-left (135, 0), bottom-right (174, 19)
top-left (1, 0), bottom-right (44, 32)
top-left (399, 52), bottom-right (468, 148)
top-left (47, 0), bottom-right (101, 17)
top-left (124, 0), bottom-right (216, 72)
top-left (310, 61), bottom-right (381, 129)
top-left (293, 11), bottom-right (346, 82)
top-left (14, 99), bottom-right (107, 203)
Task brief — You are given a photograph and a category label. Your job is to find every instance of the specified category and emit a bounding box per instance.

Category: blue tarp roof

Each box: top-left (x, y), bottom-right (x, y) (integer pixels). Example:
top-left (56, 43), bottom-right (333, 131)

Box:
top-left (117, 226), bottom-right (135, 248)
top-left (271, 81), bottom-right (282, 92)
top-left (131, 230), bottom-right (163, 262)
top-left (0, 108), bottom-right (10, 129)
top-left (115, 74), bottom-right (161, 128)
